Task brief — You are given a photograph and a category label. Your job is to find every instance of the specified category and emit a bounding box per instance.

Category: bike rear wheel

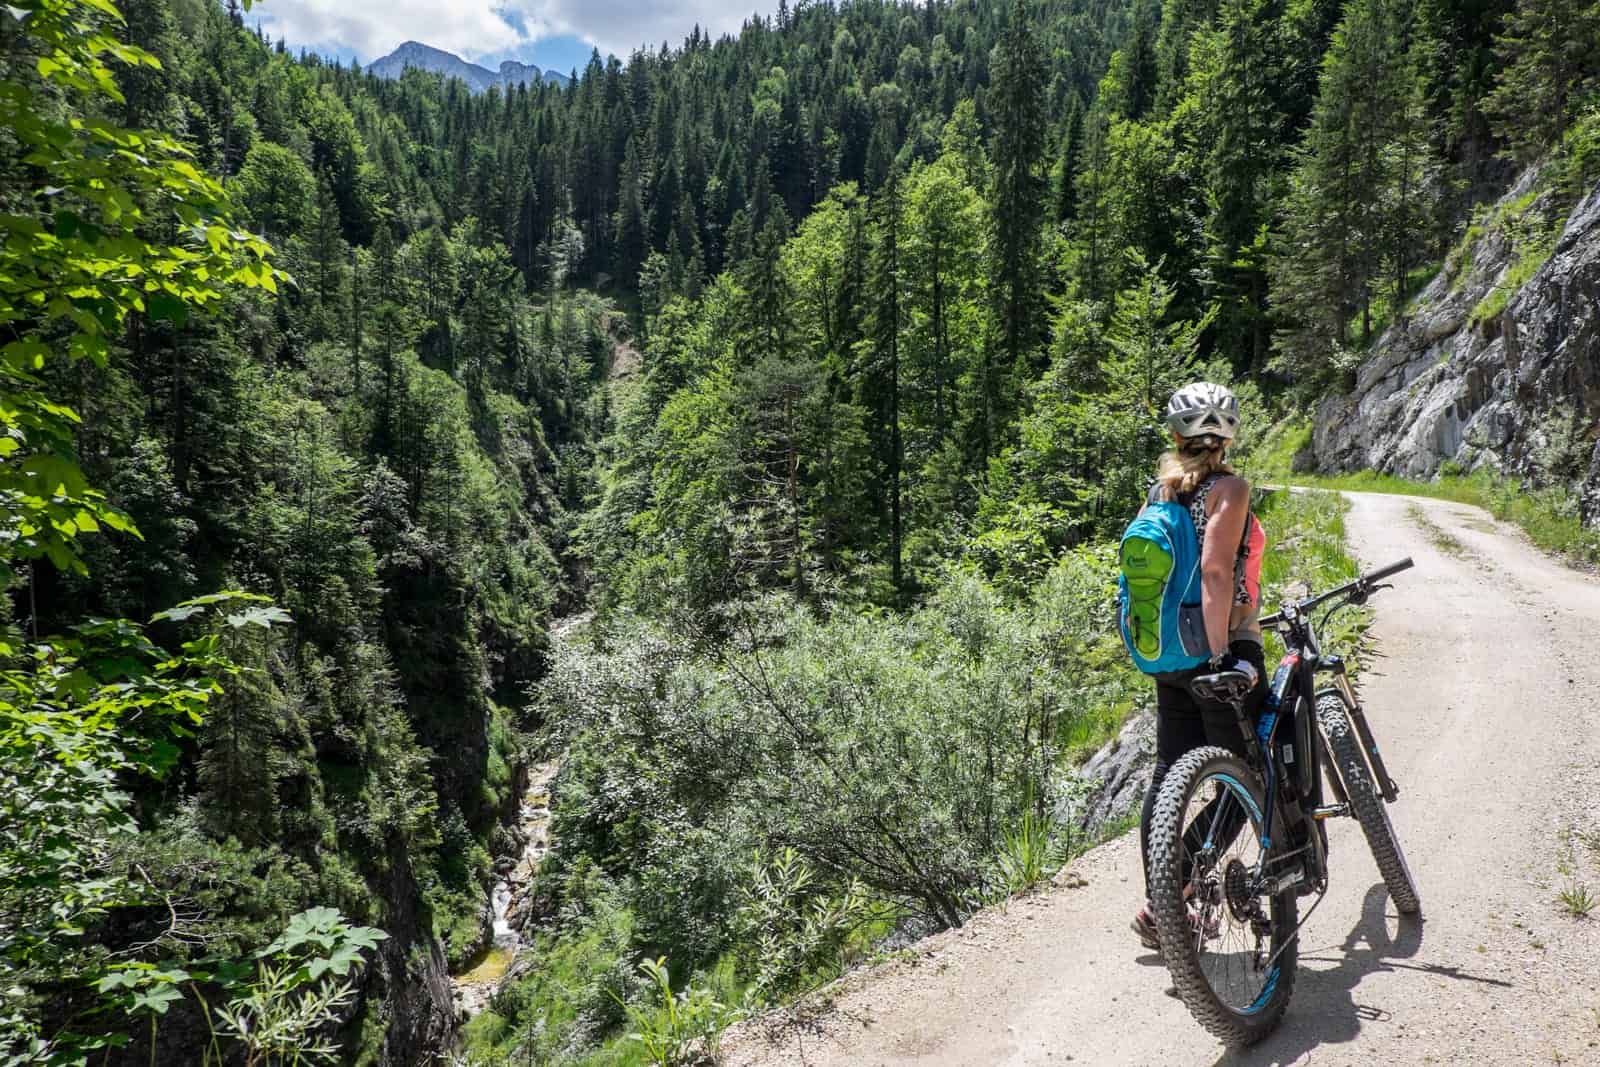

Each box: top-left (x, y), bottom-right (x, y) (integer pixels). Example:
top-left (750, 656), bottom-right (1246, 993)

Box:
top-left (1317, 694), bottom-right (1421, 915)
top-left (1146, 746), bottom-right (1298, 1046)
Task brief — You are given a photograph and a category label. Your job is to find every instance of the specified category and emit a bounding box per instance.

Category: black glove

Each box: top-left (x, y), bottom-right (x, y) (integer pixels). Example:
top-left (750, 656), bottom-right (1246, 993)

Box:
top-left (1207, 651), bottom-right (1260, 688)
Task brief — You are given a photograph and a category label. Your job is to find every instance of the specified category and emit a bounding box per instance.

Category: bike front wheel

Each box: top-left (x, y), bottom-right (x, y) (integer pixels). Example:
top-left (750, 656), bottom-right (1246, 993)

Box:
top-left (1146, 746), bottom-right (1298, 1046)
top-left (1317, 694), bottom-right (1421, 915)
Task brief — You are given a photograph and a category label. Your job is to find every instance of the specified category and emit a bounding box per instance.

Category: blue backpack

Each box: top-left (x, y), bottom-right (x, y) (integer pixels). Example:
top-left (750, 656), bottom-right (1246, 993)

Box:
top-left (1117, 495), bottom-right (1210, 675)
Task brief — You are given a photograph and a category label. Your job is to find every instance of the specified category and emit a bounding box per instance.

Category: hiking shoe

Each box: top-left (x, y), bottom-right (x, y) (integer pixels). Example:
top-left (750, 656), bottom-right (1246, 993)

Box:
top-left (1131, 906), bottom-right (1161, 950)
top-left (1132, 904), bottom-right (1221, 951)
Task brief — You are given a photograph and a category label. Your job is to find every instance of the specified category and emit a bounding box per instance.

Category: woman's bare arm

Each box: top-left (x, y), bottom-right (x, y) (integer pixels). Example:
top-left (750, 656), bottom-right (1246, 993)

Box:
top-left (1200, 476), bottom-right (1248, 658)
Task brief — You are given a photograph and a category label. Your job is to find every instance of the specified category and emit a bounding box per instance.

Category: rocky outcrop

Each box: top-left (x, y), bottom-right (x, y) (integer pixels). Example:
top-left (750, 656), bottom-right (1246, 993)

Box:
top-left (1071, 709), bottom-right (1156, 837)
top-left (368, 845), bottom-right (458, 1064)
top-left (1314, 168), bottom-right (1600, 521)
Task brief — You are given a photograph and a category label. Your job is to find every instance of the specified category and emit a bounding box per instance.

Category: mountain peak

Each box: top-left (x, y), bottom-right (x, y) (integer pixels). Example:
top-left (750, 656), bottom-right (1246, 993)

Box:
top-left (367, 42), bottom-right (570, 93)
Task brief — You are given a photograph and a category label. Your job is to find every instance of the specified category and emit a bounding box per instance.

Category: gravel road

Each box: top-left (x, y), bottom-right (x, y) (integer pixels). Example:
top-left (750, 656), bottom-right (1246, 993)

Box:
top-left (724, 490), bottom-right (1600, 1067)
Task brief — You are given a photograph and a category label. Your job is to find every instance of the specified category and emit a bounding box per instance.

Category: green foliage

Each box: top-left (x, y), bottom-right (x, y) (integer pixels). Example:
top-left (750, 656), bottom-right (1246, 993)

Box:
top-left (986, 0), bottom-right (1051, 424)
top-left (541, 550), bottom-right (1135, 936)
top-left (0, 594), bottom-right (278, 1061)
top-left (996, 801), bottom-right (1072, 896)
top-left (1271, 0), bottom-right (1439, 391)
top-left (90, 906), bottom-right (385, 1067)
top-left (1469, 202), bottom-right (1560, 327)
top-left (465, 904), bottom-right (637, 1065)
top-left (205, 908), bottom-right (386, 1067)
top-left (733, 849), bottom-right (872, 1005)
top-left (0, 0), bottom-right (280, 582)
top-left (1558, 881), bottom-right (1597, 919)
top-left (232, 141), bottom-right (316, 238)
top-left (973, 255), bottom-right (1214, 579)
top-left (613, 957), bottom-right (739, 1067)
top-left (1552, 102), bottom-right (1600, 201)
top-left (1483, 0), bottom-right (1600, 162)
top-left (0, 4), bottom-right (419, 1063)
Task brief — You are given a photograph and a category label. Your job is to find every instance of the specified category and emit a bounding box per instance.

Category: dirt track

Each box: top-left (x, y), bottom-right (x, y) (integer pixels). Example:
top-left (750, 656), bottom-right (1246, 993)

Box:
top-left (725, 491), bottom-right (1600, 1067)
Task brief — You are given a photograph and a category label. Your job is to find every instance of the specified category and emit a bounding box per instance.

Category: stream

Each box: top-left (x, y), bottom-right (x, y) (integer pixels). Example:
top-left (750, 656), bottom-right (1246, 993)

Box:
top-left (451, 762), bottom-right (559, 1017)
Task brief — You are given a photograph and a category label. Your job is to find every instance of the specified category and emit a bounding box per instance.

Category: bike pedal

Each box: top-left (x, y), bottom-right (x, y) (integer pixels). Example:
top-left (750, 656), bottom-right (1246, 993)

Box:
top-left (1312, 805), bottom-right (1349, 821)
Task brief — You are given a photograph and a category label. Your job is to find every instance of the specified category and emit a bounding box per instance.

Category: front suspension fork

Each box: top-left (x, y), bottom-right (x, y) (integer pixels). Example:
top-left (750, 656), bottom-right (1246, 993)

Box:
top-left (1321, 665), bottom-right (1400, 803)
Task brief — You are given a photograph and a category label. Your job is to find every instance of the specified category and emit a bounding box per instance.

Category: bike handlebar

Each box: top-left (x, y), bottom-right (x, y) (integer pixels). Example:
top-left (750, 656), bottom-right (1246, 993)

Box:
top-left (1360, 556), bottom-right (1416, 586)
top-left (1259, 557), bottom-right (1414, 629)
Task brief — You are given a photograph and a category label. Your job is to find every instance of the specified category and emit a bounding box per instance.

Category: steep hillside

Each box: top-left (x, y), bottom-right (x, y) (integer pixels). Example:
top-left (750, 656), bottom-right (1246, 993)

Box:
top-left (1315, 153), bottom-right (1600, 521)
top-left (11, 0), bottom-right (1600, 1063)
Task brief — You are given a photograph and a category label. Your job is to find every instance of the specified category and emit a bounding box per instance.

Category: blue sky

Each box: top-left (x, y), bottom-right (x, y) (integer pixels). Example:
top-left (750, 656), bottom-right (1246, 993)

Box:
top-left (249, 0), bottom-right (782, 71)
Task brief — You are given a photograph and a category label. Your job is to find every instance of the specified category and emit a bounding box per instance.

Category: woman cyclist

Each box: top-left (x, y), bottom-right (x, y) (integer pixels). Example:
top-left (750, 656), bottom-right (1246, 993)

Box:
top-left (1130, 382), bottom-right (1267, 950)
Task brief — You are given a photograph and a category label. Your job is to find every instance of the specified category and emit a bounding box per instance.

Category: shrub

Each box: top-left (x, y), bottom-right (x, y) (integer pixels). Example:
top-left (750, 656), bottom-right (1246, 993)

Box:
top-left (543, 558), bottom-right (1128, 933)
top-left (733, 849), bottom-right (872, 1005)
top-left (614, 957), bottom-right (740, 1067)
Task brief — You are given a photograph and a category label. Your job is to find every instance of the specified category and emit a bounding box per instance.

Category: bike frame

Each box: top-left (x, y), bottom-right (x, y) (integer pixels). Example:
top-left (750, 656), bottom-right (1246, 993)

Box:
top-left (1233, 562), bottom-right (1411, 897)
top-left (1167, 556), bottom-right (1416, 1015)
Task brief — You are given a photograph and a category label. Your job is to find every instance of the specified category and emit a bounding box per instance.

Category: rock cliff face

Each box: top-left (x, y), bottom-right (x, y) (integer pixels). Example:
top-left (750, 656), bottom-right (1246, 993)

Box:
top-left (1314, 169), bottom-right (1600, 521)
top-left (367, 848), bottom-right (457, 1064)
top-left (1072, 709), bottom-right (1155, 837)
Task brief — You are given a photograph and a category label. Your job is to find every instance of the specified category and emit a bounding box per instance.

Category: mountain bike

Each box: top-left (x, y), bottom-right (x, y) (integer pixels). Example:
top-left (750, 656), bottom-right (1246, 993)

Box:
top-left (1145, 557), bottom-right (1421, 1046)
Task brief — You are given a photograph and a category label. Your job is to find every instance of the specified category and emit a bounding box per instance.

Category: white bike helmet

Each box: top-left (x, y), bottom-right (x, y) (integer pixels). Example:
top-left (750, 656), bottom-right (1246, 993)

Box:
top-left (1165, 382), bottom-right (1240, 443)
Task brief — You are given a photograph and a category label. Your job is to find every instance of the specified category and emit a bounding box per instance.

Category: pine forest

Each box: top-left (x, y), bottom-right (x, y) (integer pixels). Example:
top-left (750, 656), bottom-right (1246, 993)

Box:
top-left (3, 0), bottom-right (1599, 1063)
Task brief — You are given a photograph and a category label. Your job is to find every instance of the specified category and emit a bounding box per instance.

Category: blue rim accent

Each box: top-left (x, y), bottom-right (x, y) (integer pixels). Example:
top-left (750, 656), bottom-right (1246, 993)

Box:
top-left (1243, 965), bottom-right (1281, 1014)
top-left (1199, 773), bottom-right (1279, 1017)
top-left (1202, 771), bottom-right (1271, 853)
top-left (1211, 773), bottom-right (1264, 825)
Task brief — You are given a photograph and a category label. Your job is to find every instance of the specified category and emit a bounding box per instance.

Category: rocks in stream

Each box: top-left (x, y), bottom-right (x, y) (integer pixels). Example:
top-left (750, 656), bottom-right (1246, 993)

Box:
top-left (449, 762), bottom-right (560, 1018)
top-left (1314, 166), bottom-right (1600, 519)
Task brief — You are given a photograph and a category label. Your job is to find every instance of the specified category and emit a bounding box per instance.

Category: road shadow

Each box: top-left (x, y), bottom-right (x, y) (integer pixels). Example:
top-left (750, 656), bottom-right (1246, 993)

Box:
top-left (1211, 882), bottom-right (1509, 1067)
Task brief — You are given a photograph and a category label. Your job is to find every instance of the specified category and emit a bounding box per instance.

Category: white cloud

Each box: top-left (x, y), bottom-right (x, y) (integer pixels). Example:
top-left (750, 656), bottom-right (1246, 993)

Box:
top-left (524, 1), bottom-right (773, 59)
top-left (253, 0), bottom-right (775, 65)
top-left (254, 0), bottom-right (545, 64)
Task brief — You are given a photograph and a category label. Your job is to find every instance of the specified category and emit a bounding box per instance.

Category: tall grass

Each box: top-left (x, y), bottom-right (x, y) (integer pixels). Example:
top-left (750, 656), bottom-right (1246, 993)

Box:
top-left (1249, 487), bottom-right (1374, 663)
top-left (1289, 469), bottom-right (1599, 568)
top-left (1244, 417), bottom-right (1600, 569)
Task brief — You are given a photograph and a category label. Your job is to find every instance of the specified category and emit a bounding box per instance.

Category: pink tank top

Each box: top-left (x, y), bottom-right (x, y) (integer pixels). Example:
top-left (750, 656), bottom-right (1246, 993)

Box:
top-left (1187, 475), bottom-right (1265, 646)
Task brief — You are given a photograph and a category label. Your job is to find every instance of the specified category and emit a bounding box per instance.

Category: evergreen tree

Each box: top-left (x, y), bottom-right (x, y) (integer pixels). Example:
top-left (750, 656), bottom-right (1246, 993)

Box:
top-left (1073, 104), bottom-right (1114, 303)
top-left (309, 171), bottom-right (348, 341)
top-left (904, 155), bottom-right (984, 448)
top-left (861, 169), bottom-right (906, 598)
top-left (1272, 0), bottom-right (1436, 387)
top-left (613, 135), bottom-right (649, 284)
top-left (1050, 95), bottom-right (1086, 224)
top-left (984, 0), bottom-right (1049, 456)
top-left (1188, 0), bottom-right (1288, 372)
top-left (1483, 0), bottom-right (1600, 162)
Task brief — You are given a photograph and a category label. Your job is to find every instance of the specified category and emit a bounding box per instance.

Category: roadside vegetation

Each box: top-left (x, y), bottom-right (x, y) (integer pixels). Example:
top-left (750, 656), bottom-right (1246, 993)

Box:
top-left (1250, 420), bottom-right (1600, 569)
top-left (1556, 831), bottom-right (1600, 920)
top-left (1406, 505), bottom-right (1471, 558)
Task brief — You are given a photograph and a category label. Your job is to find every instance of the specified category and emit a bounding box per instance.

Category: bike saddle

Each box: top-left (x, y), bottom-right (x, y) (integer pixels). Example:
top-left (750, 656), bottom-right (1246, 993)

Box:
top-left (1189, 670), bottom-right (1253, 706)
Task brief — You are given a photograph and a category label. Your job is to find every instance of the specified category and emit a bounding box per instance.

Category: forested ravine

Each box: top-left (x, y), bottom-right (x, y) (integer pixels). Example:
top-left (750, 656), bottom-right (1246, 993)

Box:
top-left (5, 0), bottom-right (1599, 1064)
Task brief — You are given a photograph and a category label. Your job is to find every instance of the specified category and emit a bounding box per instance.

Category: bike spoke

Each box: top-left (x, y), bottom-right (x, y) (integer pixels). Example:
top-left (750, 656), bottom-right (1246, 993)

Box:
top-left (1180, 773), bottom-right (1276, 1014)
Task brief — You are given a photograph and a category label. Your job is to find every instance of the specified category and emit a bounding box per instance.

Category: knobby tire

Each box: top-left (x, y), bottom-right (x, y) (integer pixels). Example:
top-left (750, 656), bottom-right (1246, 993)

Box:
top-left (1146, 746), bottom-right (1298, 1047)
top-left (1316, 694), bottom-right (1421, 915)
